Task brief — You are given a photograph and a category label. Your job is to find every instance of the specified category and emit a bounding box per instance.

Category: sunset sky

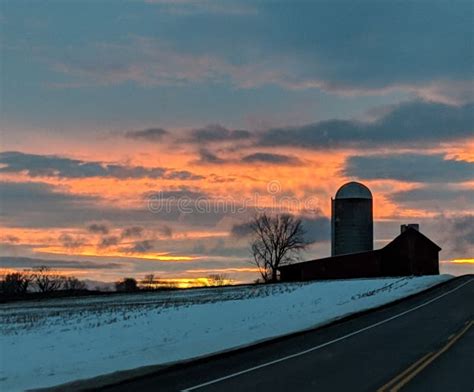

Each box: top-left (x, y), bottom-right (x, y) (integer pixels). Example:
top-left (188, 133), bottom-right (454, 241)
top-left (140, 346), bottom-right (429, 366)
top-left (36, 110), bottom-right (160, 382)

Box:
top-left (1, 0), bottom-right (473, 284)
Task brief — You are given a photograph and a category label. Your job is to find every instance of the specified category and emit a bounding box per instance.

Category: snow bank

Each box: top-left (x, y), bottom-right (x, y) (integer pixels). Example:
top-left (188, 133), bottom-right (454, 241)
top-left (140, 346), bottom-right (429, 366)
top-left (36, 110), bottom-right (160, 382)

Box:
top-left (0, 275), bottom-right (451, 391)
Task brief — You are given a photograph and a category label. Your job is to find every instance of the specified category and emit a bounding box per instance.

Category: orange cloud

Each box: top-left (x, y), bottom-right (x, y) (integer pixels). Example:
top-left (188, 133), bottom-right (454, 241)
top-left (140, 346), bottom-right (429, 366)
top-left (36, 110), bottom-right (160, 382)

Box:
top-left (2, 133), bottom-right (473, 282)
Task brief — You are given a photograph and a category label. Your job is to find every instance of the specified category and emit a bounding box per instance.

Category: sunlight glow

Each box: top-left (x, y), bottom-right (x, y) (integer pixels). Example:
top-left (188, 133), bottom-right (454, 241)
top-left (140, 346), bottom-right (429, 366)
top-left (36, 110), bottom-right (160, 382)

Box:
top-left (140, 277), bottom-right (234, 289)
top-left (450, 258), bottom-right (474, 264)
top-left (35, 246), bottom-right (197, 262)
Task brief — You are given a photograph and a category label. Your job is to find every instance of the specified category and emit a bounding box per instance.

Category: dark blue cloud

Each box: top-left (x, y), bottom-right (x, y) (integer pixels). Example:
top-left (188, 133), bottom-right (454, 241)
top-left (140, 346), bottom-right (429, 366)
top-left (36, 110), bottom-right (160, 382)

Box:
top-left (194, 149), bottom-right (301, 166)
top-left (450, 215), bottom-right (474, 252)
top-left (270, 1), bottom-right (473, 87)
top-left (125, 240), bottom-right (154, 253)
top-left (0, 180), bottom-right (97, 213)
top-left (230, 213), bottom-right (329, 244)
top-left (0, 181), bottom-right (104, 227)
top-left (87, 223), bottom-right (110, 235)
top-left (391, 187), bottom-right (474, 203)
top-left (146, 189), bottom-right (207, 200)
top-left (0, 181), bottom-right (232, 230)
top-left (59, 234), bottom-right (87, 249)
top-left (125, 128), bottom-right (168, 142)
top-left (301, 215), bottom-right (330, 244)
top-left (3, 0), bottom-right (472, 137)
top-left (0, 256), bottom-right (123, 270)
top-left (0, 151), bottom-right (203, 180)
top-left (344, 153), bottom-right (474, 183)
top-left (97, 236), bottom-right (119, 249)
top-left (241, 152), bottom-right (301, 165)
top-left (389, 186), bottom-right (474, 212)
top-left (121, 226), bottom-right (144, 238)
top-left (195, 149), bottom-right (227, 164)
top-left (188, 124), bottom-right (251, 143)
top-left (152, 0), bottom-right (473, 89)
top-left (230, 221), bottom-right (253, 238)
top-left (159, 225), bottom-right (173, 238)
top-left (259, 101), bottom-right (474, 149)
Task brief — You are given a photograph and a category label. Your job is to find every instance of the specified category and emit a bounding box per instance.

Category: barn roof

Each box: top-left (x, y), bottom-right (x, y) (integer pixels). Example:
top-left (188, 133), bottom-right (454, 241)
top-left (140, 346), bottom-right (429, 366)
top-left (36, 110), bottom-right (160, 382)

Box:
top-left (387, 226), bottom-right (442, 251)
top-left (279, 226), bottom-right (441, 271)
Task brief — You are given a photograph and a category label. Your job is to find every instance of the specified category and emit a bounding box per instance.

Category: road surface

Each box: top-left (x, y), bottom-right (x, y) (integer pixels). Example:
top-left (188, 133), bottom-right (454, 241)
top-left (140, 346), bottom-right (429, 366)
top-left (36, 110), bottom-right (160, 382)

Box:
top-left (101, 275), bottom-right (474, 392)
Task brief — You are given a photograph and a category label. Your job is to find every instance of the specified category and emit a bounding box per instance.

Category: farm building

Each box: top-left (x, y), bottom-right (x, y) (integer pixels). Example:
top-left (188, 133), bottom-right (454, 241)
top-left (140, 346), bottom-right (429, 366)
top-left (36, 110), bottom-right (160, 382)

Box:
top-left (279, 225), bottom-right (441, 281)
top-left (331, 181), bottom-right (373, 256)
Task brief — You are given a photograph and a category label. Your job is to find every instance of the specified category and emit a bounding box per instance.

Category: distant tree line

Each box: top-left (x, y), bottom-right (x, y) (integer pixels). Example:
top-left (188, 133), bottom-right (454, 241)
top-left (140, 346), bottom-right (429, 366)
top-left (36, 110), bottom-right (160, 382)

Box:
top-left (1, 269), bottom-right (235, 297)
top-left (2, 266), bottom-right (238, 300)
top-left (122, 273), bottom-right (233, 292)
top-left (0, 266), bottom-right (86, 296)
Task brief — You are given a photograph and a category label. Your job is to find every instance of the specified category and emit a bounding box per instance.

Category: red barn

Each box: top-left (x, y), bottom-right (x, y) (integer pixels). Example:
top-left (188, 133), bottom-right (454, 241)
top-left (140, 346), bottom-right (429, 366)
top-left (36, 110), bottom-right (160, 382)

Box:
top-left (279, 226), bottom-right (441, 282)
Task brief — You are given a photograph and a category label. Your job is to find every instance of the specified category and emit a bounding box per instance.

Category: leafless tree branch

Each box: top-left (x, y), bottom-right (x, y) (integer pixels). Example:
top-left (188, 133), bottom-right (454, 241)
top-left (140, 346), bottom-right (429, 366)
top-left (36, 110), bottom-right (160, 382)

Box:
top-left (249, 213), bottom-right (307, 283)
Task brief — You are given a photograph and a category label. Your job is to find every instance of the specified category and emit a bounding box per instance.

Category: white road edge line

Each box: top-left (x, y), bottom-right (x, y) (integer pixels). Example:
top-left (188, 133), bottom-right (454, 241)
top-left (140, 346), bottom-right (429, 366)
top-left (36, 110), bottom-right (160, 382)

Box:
top-left (181, 278), bottom-right (473, 392)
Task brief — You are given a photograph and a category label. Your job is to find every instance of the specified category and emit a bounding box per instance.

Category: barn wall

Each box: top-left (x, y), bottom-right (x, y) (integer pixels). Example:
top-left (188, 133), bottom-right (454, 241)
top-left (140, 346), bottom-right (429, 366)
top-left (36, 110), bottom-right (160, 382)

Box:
top-left (279, 229), bottom-right (440, 282)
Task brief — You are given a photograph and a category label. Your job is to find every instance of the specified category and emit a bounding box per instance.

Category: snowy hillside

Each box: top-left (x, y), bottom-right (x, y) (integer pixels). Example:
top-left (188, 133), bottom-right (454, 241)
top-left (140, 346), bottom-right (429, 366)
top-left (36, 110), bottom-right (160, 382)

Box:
top-left (0, 275), bottom-right (451, 391)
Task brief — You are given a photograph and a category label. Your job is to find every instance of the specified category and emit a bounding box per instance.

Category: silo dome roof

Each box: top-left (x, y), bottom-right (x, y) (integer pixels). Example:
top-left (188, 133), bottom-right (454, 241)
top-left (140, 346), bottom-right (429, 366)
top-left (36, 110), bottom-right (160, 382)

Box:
top-left (335, 182), bottom-right (372, 199)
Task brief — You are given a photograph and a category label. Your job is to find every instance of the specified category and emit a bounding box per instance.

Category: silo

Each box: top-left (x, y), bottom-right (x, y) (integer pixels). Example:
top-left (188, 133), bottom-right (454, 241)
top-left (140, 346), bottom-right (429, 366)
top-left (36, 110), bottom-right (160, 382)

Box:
top-left (331, 182), bottom-right (373, 256)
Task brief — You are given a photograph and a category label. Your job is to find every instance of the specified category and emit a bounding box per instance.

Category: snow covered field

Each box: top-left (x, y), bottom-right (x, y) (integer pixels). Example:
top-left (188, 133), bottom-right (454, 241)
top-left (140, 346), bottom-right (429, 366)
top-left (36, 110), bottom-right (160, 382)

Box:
top-left (0, 275), bottom-right (451, 391)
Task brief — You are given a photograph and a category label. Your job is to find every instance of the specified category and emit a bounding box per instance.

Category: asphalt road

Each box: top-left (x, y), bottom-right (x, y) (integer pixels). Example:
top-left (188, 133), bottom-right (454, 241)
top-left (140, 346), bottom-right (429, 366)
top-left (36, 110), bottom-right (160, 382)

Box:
top-left (102, 275), bottom-right (474, 392)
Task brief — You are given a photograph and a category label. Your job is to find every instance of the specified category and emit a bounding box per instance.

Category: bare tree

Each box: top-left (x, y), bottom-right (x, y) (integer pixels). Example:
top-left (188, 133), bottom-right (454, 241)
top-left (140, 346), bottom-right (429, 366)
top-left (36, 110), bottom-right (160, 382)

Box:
top-left (141, 274), bottom-right (156, 289)
top-left (249, 213), bottom-right (307, 283)
top-left (32, 266), bottom-right (64, 293)
top-left (206, 274), bottom-right (231, 287)
top-left (63, 276), bottom-right (87, 291)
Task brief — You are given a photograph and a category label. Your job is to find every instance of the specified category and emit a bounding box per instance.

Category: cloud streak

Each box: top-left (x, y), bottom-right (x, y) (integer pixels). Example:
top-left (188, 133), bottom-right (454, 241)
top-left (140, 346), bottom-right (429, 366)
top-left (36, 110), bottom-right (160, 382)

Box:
top-left (194, 149), bottom-right (302, 166)
top-left (388, 185), bottom-right (474, 212)
top-left (0, 256), bottom-right (124, 270)
top-left (125, 128), bottom-right (168, 142)
top-left (241, 153), bottom-right (302, 165)
top-left (0, 151), bottom-right (203, 180)
top-left (259, 101), bottom-right (474, 149)
top-left (88, 223), bottom-right (110, 235)
top-left (44, 0), bottom-right (473, 103)
top-left (187, 124), bottom-right (252, 143)
top-left (344, 153), bottom-right (474, 183)
top-left (450, 215), bottom-right (474, 253)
